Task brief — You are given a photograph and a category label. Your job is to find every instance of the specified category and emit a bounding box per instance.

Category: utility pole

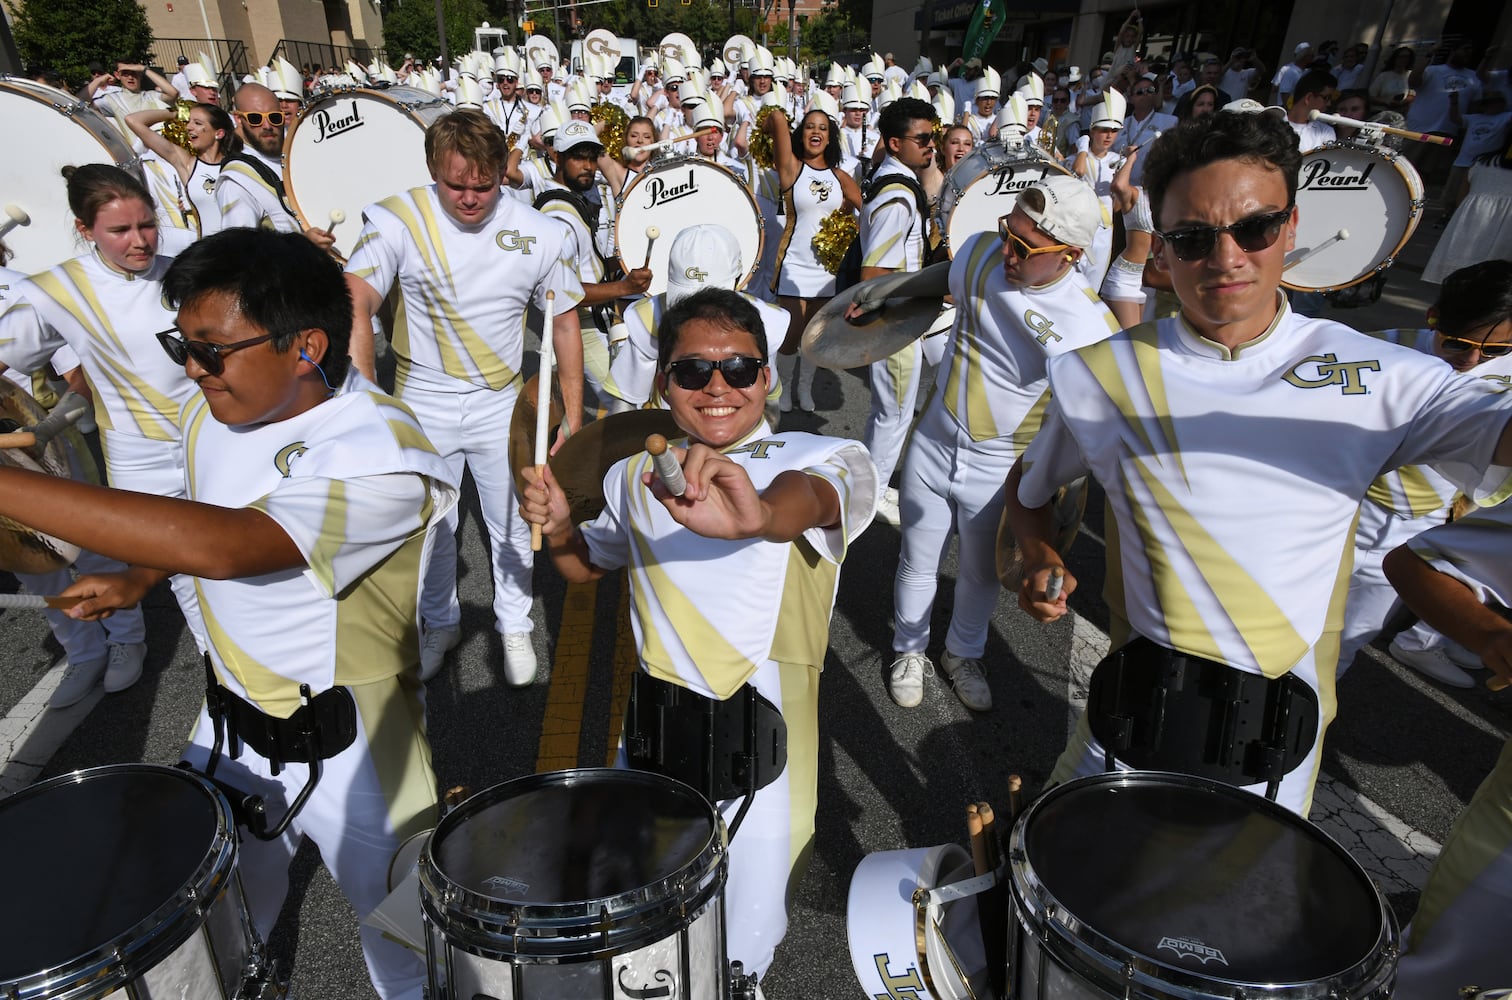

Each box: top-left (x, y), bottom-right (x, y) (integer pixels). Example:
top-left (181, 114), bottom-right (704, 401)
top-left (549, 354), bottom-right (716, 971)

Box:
top-left (434, 0), bottom-right (450, 70)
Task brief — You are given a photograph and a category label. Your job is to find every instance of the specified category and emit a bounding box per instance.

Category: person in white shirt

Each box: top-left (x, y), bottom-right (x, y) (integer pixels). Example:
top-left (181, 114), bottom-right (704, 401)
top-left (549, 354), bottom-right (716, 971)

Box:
top-left (1219, 47), bottom-right (1264, 101)
top-left (1112, 77), bottom-right (1176, 185)
top-left (964, 68), bottom-right (1002, 142)
top-left (126, 103), bottom-right (240, 237)
top-left (1332, 44), bottom-right (1369, 91)
top-left (1407, 42), bottom-right (1482, 135)
top-left (1004, 108), bottom-right (1512, 817)
top-left (1285, 70), bottom-right (1339, 150)
top-left (87, 58), bottom-right (178, 119)
top-left (1271, 42), bottom-right (1315, 105)
top-left (217, 83), bottom-right (303, 234)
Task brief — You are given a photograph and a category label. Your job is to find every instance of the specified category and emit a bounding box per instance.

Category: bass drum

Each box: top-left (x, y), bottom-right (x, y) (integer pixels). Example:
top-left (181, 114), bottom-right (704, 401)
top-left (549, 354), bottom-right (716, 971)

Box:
top-left (419, 768), bottom-right (730, 999)
top-left (283, 86), bottom-right (453, 258)
top-left (615, 157), bottom-right (762, 297)
top-left (1008, 772), bottom-right (1398, 999)
top-left (0, 77), bottom-right (141, 273)
top-left (0, 763), bottom-right (258, 999)
top-left (937, 146), bottom-right (1070, 257)
top-left (1284, 141), bottom-right (1424, 293)
top-left (0, 377), bottom-right (82, 573)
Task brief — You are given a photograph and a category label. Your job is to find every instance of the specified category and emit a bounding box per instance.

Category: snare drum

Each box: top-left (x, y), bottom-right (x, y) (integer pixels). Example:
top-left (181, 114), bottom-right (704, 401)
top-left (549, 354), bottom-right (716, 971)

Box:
top-left (419, 768), bottom-right (730, 999)
top-left (1284, 141), bottom-right (1424, 293)
top-left (615, 157), bottom-right (762, 296)
top-left (0, 763), bottom-right (258, 1000)
top-left (0, 77), bottom-right (141, 273)
top-left (1008, 772), bottom-right (1398, 999)
top-left (937, 145), bottom-right (1071, 256)
top-left (283, 86), bottom-right (453, 258)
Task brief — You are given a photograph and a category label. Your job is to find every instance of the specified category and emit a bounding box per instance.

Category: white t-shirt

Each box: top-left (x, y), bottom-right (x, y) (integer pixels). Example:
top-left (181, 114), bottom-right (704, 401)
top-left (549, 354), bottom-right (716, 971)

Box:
top-left (1454, 111), bottom-right (1512, 167)
top-left (860, 157), bottom-right (926, 272)
top-left (1406, 62), bottom-right (1483, 134)
top-left (1289, 117), bottom-right (1337, 151)
top-left (1220, 67), bottom-right (1256, 100)
top-left (1272, 61), bottom-right (1307, 99)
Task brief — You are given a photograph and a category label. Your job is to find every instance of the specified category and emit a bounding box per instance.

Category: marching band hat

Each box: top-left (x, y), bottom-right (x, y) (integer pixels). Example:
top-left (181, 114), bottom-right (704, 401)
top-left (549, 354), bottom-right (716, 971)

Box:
top-left (494, 49), bottom-right (520, 78)
top-left (1019, 174), bottom-right (1100, 249)
top-left (456, 76), bottom-right (485, 109)
top-left (933, 88), bottom-right (955, 124)
top-left (566, 78), bottom-right (594, 111)
top-left (841, 82), bottom-right (869, 110)
top-left (974, 67), bottom-right (1001, 100)
top-left (749, 46), bottom-right (776, 77)
top-left (1090, 88), bottom-right (1126, 128)
top-left (662, 56), bottom-right (687, 84)
top-left (183, 62), bottom-right (217, 88)
top-left (1016, 72), bottom-right (1044, 106)
top-left (710, 57), bottom-right (727, 77)
top-left (808, 89), bottom-right (842, 126)
top-left (995, 92), bottom-right (1029, 135)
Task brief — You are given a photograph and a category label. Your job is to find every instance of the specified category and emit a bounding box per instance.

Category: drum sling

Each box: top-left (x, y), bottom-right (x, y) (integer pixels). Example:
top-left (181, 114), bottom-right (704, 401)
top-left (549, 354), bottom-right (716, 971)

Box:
top-left (623, 671), bottom-right (786, 836)
top-left (1086, 636), bottom-right (1319, 800)
top-left (195, 655), bottom-right (358, 840)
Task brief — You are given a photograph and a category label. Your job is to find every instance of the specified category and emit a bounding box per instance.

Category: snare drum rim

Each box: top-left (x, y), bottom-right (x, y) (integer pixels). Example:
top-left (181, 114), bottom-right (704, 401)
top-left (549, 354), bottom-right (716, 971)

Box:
top-left (0, 763), bottom-right (239, 998)
top-left (940, 147), bottom-right (1071, 258)
top-left (418, 767), bottom-right (728, 962)
top-left (1008, 771), bottom-right (1399, 1000)
top-left (612, 155), bottom-right (765, 293)
top-left (1281, 140), bottom-right (1424, 294)
top-left (0, 77), bottom-right (143, 175)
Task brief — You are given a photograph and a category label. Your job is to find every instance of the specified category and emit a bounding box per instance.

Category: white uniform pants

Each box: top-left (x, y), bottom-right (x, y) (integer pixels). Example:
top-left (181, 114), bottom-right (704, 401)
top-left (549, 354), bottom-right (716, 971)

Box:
top-left (184, 675), bottom-right (437, 1000)
top-left (397, 368), bottom-right (533, 634)
top-left (893, 404), bottom-right (1013, 657)
top-left (864, 341), bottom-right (922, 490)
top-left (1337, 503), bottom-right (1446, 677)
top-left (17, 549), bottom-right (146, 662)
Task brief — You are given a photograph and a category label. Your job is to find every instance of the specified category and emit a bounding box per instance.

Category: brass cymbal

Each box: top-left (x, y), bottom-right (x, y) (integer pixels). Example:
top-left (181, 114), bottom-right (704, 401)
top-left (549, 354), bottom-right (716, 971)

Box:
top-left (995, 477), bottom-right (1088, 590)
top-left (509, 375), bottom-right (566, 497)
top-left (0, 379), bottom-right (81, 574)
top-left (551, 409), bottom-right (681, 524)
top-left (801, 281), bottom-right (953, 370)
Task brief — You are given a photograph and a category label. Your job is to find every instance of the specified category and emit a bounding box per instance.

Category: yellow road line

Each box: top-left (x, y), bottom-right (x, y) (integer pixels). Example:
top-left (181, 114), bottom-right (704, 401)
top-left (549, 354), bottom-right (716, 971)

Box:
top-left (605, 583), bottom-right (639, 765)
top-left (535, 578), bottom-right (598, 772)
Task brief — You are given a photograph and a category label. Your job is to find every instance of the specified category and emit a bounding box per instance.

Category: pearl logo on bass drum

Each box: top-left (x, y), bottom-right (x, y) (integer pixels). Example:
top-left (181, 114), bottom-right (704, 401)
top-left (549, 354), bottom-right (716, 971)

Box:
top-left (640, 169), bottom-right (700, 209)
top-left (1156, 935), bottom-right (1229, 966)
top-left (311, 101), bottom-right (365, 143)
top-left (986, 164), bottom-right (1058, 197)
top-left (1298, 157), bottom-right (1375, 191)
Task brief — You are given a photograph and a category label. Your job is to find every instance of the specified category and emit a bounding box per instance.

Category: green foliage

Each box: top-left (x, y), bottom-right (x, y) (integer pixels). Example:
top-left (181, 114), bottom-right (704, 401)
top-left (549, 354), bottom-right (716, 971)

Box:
top-left (382, 0), bottom-right (492, 63)
top-left (800, 7), bottom-right (865, 64)
top-left (587, 0), bottom-right (731, 54)
top-left (9, 0), bottom-right (154, 87)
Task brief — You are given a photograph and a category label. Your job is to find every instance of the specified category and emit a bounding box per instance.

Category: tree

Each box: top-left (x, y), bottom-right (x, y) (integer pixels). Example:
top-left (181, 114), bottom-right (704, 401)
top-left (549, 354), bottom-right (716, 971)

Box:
top-left (8, 0), bottom-right (153, 88)
top-left (382, 0), bottom-right (491, 63)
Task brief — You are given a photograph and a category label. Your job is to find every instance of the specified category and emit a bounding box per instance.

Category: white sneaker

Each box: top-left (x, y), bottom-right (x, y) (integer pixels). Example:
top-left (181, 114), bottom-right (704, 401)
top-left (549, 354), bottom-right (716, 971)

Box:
top-left (504, 632), bottom-right (538, 686)
top-left (103, 641), bottom-right (146, 693)
top-left (941, 650), bottom-right (993, 711)
top-left (875, 486), bottom-right (901, 527)
top-left (795, 368), bottom-right (816, 412)
top-left (888, 652), bottom-right (933, 708)
top-left (51, 655), bottom-right (107, 708)
top-left (1389, 638), bottom-right (1473, 689)
top-left (1443, 639), bottom-right (1484, 671)
top-left (419, 625), bottom-right (461, 682)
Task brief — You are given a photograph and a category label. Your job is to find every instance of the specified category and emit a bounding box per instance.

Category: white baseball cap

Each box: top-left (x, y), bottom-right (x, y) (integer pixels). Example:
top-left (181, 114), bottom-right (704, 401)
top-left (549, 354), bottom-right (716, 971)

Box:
top-left (1018, 174), bottom-right (1100, 250)
top-left (665, 225), bottom-right (744, 305)
top-left (553, 119), bottom-right (602, 154)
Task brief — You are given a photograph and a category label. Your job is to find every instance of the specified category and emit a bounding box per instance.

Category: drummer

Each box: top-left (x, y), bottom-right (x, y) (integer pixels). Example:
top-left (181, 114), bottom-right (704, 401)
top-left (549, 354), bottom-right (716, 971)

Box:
top-left (1003, 107), bottom-right (1512, 816)
top-left (520, 285), bottom-right (877, 981)
top-left (217, 83), bottom-right (302, 236)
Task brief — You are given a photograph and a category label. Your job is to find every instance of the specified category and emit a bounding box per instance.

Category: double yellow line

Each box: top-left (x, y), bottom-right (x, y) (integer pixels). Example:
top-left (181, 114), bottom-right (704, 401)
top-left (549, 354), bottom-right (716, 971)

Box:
top-left (534, 574), bottom-right (639, 771)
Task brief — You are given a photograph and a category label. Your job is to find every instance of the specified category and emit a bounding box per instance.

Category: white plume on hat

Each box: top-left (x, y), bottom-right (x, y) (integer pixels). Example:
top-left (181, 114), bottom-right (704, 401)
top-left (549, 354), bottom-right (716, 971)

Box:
top-left (995, 92), bottom-right (1029, 136)
top-left (456, 75), bottom-right (485, 108)
top-left (927, 69), bottom-right (947, 90)
top-left (345, 59), bottom-right (369, 83)
top-left (710, 56), bottom-right (727, 77)
top-left (271, 57), bottom-right (303, 101)
top-left (1091, 87), bottom-right (1126, 129)
top-left (808, 89), bottom-right (842, 125)
top-left (689, 95), bottom-right (724, 131)
top-left (974, 67), bottom-right (1001, 100)
top-left (879, 78), bottom-right (902, 109)
top-left (933, 88), bottom-right (955, 124)
top-left (861, 54), bottom-right (885, 80)
top-left (841, 82), bottom-right (868, 110)
top-left (566, 77), bottom-right (594, 111)
top-left (534, 100), bottom-right (567, 139)
top-left (913, 56), bottom-right (934, 78)
top-left (775, 57), bottom-right (793, 82)
top-left (198, 50), bottom-right (219, 74)
top-left (411, 68), bottom-right (442, 98)
top-left (907, 79), bottom-right (930, 102)
top-left (749, 46), bottom-right (775, 76)
top-left (183, 62), bottom-right (217, 88)
top-left (827, 62), bottom-right (847, 87)
top-left (1016, 73), bottom-right (1045, 106)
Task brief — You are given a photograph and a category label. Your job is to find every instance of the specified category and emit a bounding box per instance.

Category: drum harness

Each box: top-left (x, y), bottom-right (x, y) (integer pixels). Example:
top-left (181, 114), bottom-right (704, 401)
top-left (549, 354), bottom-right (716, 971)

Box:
top-left (836, 171), bottom-right (934, 290)
top-left (222, 151), bottom-right (298, 220)
top-left (533, 187), bottom-right (625, 334)
top-left (1086, 636), bottom-right (1320, 800)
top-left (187, 655), bottom-right (358, 841)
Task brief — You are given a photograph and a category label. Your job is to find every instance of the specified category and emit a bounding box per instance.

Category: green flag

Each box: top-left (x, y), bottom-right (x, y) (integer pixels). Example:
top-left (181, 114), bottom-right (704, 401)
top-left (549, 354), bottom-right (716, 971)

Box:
top-left (962, 0), bottom-right (1008, 64)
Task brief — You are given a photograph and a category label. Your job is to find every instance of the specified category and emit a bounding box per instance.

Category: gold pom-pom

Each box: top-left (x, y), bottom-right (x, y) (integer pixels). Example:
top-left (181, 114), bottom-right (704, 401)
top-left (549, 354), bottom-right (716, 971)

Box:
top-left (750, 105), bottom-right (779, 169)
top-left (161, 98), bottom-right (197, 154)
top-left (813, 208), bottom-right (859, 274)
top-left (590, 102), bottom-right (628, 162)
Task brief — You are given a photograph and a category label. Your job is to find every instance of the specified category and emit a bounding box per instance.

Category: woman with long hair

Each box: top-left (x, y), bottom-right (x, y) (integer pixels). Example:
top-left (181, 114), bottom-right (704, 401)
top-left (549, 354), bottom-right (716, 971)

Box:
top-left (1173, 83), bottom-right (1220, 122)
top-left (1370, 46), bottom-right (1418, 116)
top-left (765, 96), bottom-right (862, 412)
top-left (127, 103), bottom-right (241, 236)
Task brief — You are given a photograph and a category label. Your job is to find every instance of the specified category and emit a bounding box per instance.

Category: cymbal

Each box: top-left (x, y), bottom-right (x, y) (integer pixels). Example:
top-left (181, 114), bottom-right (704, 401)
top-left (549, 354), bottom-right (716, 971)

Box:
top-left (0, 379), bottom-right (81, 574)
top-left (995, 477), bottom-right (1088, 590)
top-left (551, 409), bottom-right (681, 524)
top-left (801, 281), bottom-right (953, 370)
top-left (509, 375), bottom-right (565, 496)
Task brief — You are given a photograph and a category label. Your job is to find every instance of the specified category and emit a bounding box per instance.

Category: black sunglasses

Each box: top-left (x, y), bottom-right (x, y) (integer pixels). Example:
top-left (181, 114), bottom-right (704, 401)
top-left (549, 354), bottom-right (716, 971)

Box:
top-left (157, 329), bottom-right (277, 374)
top-left (1438, 333), bottom-right (1512, 358)
top-left (237, 111), bottom-right (287, 127)
top-left (664, 356), bottom-right (765, 390)
top-left (1156, 207), bottom-right (1293, 261)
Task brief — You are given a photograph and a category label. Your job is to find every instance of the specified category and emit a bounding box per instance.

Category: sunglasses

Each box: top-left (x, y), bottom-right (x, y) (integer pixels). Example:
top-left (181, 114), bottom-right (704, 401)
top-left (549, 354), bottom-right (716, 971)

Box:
top-left (1438, 333), bottom-right (1512, 358)
top-left (1133, 87), bottom-right (1157, 95)
top-left (998, 217), bottom-right (1070, 258)
top-left (902, 132), bottom-right (936, 146)
top-left (157, 329), bottom-right (277, 374)
top-left (664, 356), bottom-right (765, 390)
top-left (237, 111), bottom-right (287, 126)
top-left (1155, 207), bottom-right (1293, 261)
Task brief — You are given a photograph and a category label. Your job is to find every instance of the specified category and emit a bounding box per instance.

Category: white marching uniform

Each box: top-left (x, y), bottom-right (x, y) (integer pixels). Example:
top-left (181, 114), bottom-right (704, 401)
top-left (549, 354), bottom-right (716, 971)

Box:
top-left (535, 180), bottom-right (619, 405)
top-left (1017, 301), bottom-right (1512, 814)
top-left (139, 150), bottom-right (195, 234)
top-left (773, 163), bottom-right (850, 298)
top-left (1392, 496), bottom-right (1512, 996)
top-left (178, 376), bottom-right (457, 1000)
top-left (895, 235), bottom-right (1119, 657)
top-left (345, 185), bottom-right (584, 637)
top-left (860, 157), bottom-right (930, 492)
top-left (184, 158), bottom-right (226, 236)
top-left (216, 149), bottom-right (301, 232)
top-left (1075, 150), bottom-right (1119, 291)
top-left (964, 112), bottom-right (995, 143)
top-left (0, 251), bottom-right (208, 651)
top-left (580, 424), bottom-right (876, 978)
top-left (840, 126), bottom-right (876, 176)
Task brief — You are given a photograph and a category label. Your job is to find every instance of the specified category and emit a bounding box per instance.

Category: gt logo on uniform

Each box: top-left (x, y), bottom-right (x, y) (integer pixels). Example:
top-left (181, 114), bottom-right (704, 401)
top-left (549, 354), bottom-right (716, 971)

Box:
top-left (274, 442), bottom-right (308, 477)
top-left (727, 440), bottom-right (784, 459)
top-left (1281, 353), bottom-right (1380, 395)
top-left (496, 230), bottom-right (537, 254)
top-left (1024, 309), bottom-right (1060, 345)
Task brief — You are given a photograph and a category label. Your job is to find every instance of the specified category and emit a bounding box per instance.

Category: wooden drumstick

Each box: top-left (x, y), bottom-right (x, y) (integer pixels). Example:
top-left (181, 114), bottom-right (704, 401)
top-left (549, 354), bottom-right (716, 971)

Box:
top-left (531, 291), bottom-right (556, 551)
top-left (1006, 774), bottom-right (1023, 823)
top-left (978, 802), bottom-right (1000, 870)
top-left (1044, 566), bottom-right (1065, 601)
top-left (1284, 229), bottom-right (1350, 271)
top-left (641, 225), bottom-right (661, 270)
top-left (0, 391), bottom-right (90, 450)
top-left (0, 204), bottom-right (30, 240)
top-left (1489, 674), bottom-right (1509, 692)
top-left (966, 803), bottom-right (988, 876)
top-left (646, 433), bottom-right (686, 496)
top-left (1308, 109), bottom-right (1455, 146)
top-left (0, 593), bottom-right (84, 610)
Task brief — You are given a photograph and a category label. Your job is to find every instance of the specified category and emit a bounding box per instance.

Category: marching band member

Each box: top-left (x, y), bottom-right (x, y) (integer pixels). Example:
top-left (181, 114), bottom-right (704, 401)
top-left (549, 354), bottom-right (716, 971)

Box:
top-left (1005, 109), bottom-right (1512, 816)
top-left (839, 83), bottom-right (876, 178)
top-left (1072, 89), bottom-right (1124, 294)
top-left (965, 68), bottom-right (1002, 142)
top-left (126, 103), bottom-right (240, 237)
top-left (1017, 73), bottom-right (1047, 145)
top-left (343, 110), bottom-right (585, 684)
top-left (270, 57), bottom-right (304, 119)
top-left (888, 176), bottom-right (1119, 711)
top-left (486, 49), bottom-right (532, 147)
top-left (521, 285), bottom-right (877, 981)
top-left (218, 83), bottom-right (302, 234)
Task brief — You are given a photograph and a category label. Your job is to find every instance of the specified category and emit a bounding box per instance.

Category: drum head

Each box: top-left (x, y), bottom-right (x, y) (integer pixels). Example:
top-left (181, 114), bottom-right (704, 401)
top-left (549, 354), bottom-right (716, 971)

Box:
top-left (0, 78), bottom-right (140, 273)
top-left (1284, 143), bottom-right (1423, 292)
top-left (0, 764), bottom-right (233, 986)
top-left (283, 87), bottom-right (453, 258)
top-left (615, 159), bottom-right (762, 296)
top-left (1013, 773), bottom-right (1394, 988)
top-left (942, 147), bottom-right (1070, 257)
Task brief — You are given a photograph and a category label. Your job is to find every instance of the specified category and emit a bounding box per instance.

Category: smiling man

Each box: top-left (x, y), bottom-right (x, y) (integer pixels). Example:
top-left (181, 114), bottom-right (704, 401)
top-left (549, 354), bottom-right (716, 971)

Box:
top-left (520, 287), bottom-right (876, 981)
top-left (1003, 109), bottom-right (1512, 816)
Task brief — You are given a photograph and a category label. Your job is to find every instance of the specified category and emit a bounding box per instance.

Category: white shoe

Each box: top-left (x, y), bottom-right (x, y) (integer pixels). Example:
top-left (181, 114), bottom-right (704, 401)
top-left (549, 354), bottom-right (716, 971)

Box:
top-left (875, 486), bottom-right (901, 527)
top-left (504, 632), bottom-right (538, 687)
top-left (941, 651), bottom-right (992, 711)
top-left (888, 652), bottom-right (933, 708)
top-left (51, 655), bottom-right (107, 708)
top-left (775, 352), bottom-right (796, 413)
top-left (795, 360), bottom-right (817, 412)
top-left (1443, 639), bottom-right (1483, 671)
top-left (103, 641), bottom-right (146, 693)
top-left (419, 625), bottom-right (461, 682)
top-left (1389, 638), bottom-right (1473, 689)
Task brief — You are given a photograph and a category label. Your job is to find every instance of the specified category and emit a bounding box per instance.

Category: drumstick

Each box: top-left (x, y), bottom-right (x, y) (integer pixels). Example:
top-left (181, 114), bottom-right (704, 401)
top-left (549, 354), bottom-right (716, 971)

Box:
top-left (1308, 109), bottom-right (1455, 146)
top-left (531, 291), bottom-right (556, 551)
top-left (1044, 566), bottom-right (1065, 602)
top-left (1489, 675), bottom-right (1509, 692)
top-left (0, 204), bottom-right (30, 240)
top-left (641, 225), bottom-right (660, 270)
top-left (645, 433), bottom-right (686, 497)
top-left (1283, 229), bottom-right (1350, 271)
top-left (325, 209), bottom-right (346, 235)
top-left (0, 391), bottom-right (91, 450)
top-left (978, 802), bottom-right (1000, 871)
top-left (1006, 774), bottom-right (1023, 823)
top-left (0, 593), bottom-right (84, 610)
top-left (641, 126), bottom-right (720, 153)
top-left (966, 803), bottom-right (988, 876)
